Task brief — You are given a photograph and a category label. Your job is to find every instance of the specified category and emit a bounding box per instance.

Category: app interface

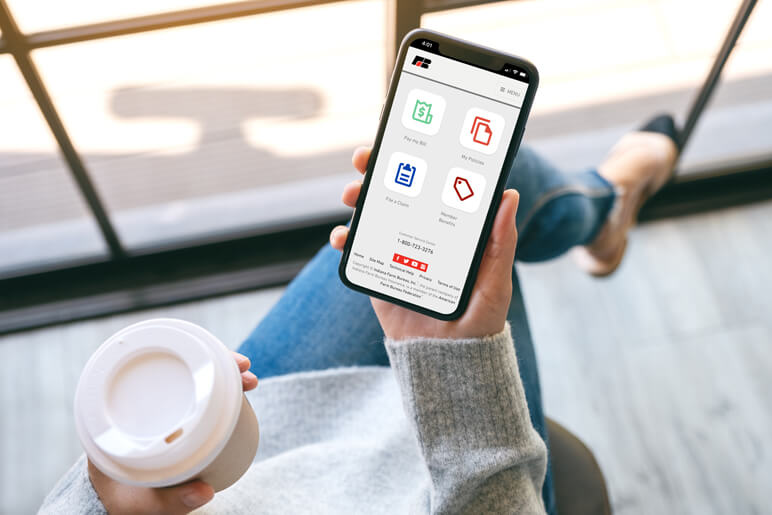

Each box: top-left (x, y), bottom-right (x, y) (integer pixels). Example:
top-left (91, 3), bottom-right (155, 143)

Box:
top-left (346, 45), bottom-right (530, 314)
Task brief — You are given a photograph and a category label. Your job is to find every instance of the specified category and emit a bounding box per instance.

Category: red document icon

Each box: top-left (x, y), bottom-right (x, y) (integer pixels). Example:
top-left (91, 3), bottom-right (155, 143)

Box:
top-left (453, 176), bottom-right (474, 201)
top-left (471, 116), bottom-right (492, 146)
top-left (393, 253), bottom-right (428, 272)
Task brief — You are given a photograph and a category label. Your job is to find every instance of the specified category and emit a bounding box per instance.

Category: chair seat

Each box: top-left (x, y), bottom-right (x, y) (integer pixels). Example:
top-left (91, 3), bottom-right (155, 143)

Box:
top-left (546, 418), bottom-right (612, 515)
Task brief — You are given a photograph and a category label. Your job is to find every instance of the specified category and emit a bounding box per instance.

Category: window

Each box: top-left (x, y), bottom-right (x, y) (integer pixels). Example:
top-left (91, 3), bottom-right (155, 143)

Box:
top-left (0, 0), bottom-right (767, 282)
top-left (2, 1), bottom-right (385, 261)
top-left (423, 0), bottom-right (772, 175)
top-left (0, 56), bottom-right (107, 275)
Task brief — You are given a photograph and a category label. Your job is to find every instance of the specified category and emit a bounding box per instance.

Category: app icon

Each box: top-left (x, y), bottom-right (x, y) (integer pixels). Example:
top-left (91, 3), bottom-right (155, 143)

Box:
top-left (402, 89), bottom-right (446, 136)
top-left (384, 151), bottom-right (427, 197)
top-left (460, 108), bottom-right (505, 155)
top-left (471, 116), bottom-right (492, 146)
top-left (453, 176), bottom-right (474, 201)
top-left (412, 100), bottom-right (433, 124)
top-left (395, 162), bottom-right (416, 187)
top-left (411, 55), bottom-right (432, 69)
top-left (441, 168), bottom-right (487, 213)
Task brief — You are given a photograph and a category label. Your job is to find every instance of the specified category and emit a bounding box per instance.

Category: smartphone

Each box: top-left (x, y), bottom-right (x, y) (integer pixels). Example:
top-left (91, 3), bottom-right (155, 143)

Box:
top-left (339, 29), bottom-right (538, 320)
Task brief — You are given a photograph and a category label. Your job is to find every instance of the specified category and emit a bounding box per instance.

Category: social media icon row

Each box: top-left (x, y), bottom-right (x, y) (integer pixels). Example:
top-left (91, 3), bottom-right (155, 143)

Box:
top-left (384, 151), bottom-right (486, 213)
top-left (401, 88), bottom-right (505, 155)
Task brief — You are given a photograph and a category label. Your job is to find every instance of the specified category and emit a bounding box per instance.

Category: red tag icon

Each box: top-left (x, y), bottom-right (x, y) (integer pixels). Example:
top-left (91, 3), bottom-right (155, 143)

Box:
top-left (453, 176), bottom-right (474, 201)
top-left (393, 253), bottom-right (428, 272)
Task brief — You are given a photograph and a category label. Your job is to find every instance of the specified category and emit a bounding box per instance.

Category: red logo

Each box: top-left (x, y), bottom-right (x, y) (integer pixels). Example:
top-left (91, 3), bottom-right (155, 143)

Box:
top-left (393, 253), bottom-right (428, 272)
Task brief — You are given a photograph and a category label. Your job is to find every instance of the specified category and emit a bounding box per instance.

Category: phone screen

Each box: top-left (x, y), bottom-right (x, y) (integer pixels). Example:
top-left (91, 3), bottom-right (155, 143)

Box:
top-left (343, 38), bottom-right (532, 316)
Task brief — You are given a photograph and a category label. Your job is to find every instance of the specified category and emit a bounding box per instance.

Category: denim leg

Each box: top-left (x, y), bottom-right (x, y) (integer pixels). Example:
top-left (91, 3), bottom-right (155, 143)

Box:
top-left (508, 147), bottom-right (615, 262)
top-left (238, 244), bottom-right (390, 377)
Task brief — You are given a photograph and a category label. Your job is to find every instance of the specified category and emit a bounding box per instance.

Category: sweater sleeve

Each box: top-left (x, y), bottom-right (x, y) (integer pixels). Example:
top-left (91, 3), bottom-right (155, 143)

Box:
top-left (385, 324), bottom-right (547, 514)
top-left (38, 454), bottom-right (107, 515)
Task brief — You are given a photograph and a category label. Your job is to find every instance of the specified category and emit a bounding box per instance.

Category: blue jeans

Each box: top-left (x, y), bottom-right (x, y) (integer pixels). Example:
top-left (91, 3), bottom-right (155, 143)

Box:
top-left (238, 147), bottom-right (615, 515)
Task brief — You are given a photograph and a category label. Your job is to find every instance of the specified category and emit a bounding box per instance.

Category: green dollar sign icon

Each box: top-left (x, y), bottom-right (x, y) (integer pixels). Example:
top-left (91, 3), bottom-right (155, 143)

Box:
top-left (412, 100), bottom-right (433, 124)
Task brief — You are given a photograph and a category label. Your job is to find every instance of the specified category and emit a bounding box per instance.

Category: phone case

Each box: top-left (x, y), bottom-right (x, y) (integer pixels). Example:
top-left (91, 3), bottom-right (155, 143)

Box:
top-left (339, 28), bottom-right (539, 320)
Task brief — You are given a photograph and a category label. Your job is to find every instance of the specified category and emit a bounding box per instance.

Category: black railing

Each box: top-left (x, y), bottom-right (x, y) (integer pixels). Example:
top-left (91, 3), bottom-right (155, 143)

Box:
top-left (678, 0), bottom-right (758, 150)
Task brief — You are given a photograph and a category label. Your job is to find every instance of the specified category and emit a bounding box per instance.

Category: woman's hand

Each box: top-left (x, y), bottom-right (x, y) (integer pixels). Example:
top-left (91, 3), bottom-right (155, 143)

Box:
top-left (330, 147), bottom-right (519, 340)
top-left (87, 353), bottom-right (258, 514)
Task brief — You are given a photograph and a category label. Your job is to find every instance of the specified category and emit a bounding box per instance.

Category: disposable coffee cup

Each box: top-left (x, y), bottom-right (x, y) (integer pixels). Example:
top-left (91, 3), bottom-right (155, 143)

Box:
top-left (74, 318), bottom-right (259, 491)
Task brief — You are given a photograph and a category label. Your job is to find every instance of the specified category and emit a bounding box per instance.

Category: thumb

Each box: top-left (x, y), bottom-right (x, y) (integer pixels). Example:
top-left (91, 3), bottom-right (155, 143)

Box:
top-left (156, 480), bottom-right (214, 513)
top-left (477, 189), bottom-right (519, 289)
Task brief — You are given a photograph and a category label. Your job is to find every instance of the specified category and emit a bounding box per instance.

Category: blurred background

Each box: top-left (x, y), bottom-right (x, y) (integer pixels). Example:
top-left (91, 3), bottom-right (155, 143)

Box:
top-left (1, 0), bottom-right (770, 513)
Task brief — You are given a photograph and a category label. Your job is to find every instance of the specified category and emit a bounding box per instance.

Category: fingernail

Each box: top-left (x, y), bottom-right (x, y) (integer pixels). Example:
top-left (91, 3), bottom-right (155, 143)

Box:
top-left (332, 227), bottom-right (344, 240)
top-left (182, 489), bottom-right (208, 508)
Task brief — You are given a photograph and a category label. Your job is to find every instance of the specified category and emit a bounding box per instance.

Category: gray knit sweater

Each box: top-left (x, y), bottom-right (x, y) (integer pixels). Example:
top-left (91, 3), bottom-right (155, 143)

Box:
top-left (40, 327), bottom-right (547, 514)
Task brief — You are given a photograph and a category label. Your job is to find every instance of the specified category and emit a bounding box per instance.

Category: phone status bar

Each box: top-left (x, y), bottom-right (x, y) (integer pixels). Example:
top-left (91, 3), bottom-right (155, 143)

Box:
top-left (409, 38), bottom-right (531, 84)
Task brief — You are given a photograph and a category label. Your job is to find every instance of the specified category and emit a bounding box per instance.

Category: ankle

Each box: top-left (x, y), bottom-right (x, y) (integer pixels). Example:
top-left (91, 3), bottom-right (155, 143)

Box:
top-left (598, 132), bottom-right (677, 193)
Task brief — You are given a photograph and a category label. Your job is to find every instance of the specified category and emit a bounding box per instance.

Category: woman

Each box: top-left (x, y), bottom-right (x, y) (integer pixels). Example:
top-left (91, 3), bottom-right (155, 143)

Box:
top-left (41, 116), bottom-right (678, 514)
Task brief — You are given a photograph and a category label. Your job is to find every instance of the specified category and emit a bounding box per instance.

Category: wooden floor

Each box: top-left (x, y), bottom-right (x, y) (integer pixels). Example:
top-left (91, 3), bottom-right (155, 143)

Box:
top-left (519, 200), bottom-right (772, 515)
top-left (1, 200), bottom-right (771, 514)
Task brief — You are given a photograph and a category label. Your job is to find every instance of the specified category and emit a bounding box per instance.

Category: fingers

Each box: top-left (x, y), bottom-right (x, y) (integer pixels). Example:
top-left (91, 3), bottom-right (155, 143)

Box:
top-left (241, 371), bottom-right (258, 391)
top-left (158, 480), bottom-right (215, 513)
top-left (341, 180), bottom-right (362, 207)
top-left (329, 225), bottom-right (349, 250)
top-left (88, 459), bottom-right (214, 515)
top-left (232, 352), bottom-right (250, 372)
top-left (477, 189), bottom-right (520, 289)
top-left (351, 147), bottom-right (371, 175)
top-left (335, 147), bottom-right (368, 251)
top-left (232, 352), bottom-right (258, 391)
top-left (490, 188), bottom-right (520, 265)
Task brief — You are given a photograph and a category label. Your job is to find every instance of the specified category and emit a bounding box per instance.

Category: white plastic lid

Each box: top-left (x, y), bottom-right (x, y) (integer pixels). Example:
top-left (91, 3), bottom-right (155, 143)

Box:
top-left (74, 319), bottom-right (242, 486)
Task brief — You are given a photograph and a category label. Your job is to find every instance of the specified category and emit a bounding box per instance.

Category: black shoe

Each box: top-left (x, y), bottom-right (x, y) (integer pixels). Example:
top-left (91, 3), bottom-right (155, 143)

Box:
top-left (639, 114), bottom-right (680, 151)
